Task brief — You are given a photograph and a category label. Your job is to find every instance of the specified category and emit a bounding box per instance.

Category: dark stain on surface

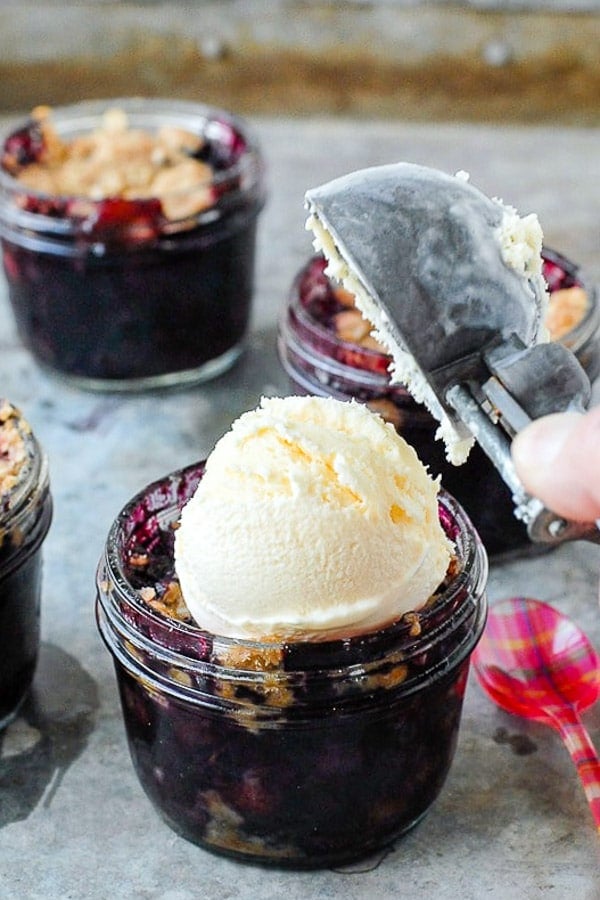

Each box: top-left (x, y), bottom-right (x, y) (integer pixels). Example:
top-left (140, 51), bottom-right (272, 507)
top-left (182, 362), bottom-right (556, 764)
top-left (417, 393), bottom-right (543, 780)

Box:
top-left (332, 843), bottom-right (395, 874)
top-left (493, 726), bottom-right (537, 757)
top-left (0, 642), bottom-right (99, 826)
top-left (65, 399), bottom-right (121, 433)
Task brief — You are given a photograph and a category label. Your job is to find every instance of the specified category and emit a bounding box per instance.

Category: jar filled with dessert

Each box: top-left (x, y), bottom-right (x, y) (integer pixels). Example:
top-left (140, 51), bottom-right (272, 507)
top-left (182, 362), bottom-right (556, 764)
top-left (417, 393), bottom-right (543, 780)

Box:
top-left (0, 98), bottom-right (266, 389)
top-left (96, 396), bottom-right (487, 867)
top-left (0, 400), bottom-right (52, 727)
top-left (278, 250), bottom-right (599, 558)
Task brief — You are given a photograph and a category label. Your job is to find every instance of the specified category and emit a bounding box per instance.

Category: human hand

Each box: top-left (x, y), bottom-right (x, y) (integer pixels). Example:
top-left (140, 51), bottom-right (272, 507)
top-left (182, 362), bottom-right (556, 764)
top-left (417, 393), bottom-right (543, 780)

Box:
top-left (511, 406), bottom-right (600, 523)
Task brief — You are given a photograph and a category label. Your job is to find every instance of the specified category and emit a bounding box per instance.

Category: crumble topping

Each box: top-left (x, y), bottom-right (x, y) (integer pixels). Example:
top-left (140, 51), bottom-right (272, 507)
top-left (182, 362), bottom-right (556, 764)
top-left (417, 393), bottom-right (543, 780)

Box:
top-left (333, 305), bottom-right (387, 352)
top-left (5, 105), bottom-right (214, 221)
top-left (545, 286), bottom-right (589, 341)
top-left (0, 401), bottom-right (29, 498)
top-left (215, 643), bottom-right (284, 672)
top-left (138, 580), bottom-right (191, 621)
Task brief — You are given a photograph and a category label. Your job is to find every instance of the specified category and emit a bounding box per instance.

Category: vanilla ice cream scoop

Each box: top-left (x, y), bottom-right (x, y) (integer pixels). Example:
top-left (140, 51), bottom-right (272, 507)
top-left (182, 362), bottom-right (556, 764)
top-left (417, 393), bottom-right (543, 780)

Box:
top-left (174, 395), bottom-right (452, 642)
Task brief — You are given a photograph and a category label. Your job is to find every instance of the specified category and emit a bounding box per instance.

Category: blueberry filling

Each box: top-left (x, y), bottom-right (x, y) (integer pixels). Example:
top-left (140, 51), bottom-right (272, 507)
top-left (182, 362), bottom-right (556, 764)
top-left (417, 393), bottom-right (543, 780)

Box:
top-left (1, 119), bottom-right (46, 171)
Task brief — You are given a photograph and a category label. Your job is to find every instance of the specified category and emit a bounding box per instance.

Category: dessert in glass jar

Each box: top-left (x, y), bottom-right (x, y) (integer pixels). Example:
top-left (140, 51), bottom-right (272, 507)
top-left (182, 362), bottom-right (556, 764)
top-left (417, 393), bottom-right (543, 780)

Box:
top-left (0, 401), bottom-right (52, 727)
top-left (0, 98), bottom-right (266, 389)
top-left (278, 250), bottom-right (599, 557)
top-left (96, 397), bottom-right (487, 868)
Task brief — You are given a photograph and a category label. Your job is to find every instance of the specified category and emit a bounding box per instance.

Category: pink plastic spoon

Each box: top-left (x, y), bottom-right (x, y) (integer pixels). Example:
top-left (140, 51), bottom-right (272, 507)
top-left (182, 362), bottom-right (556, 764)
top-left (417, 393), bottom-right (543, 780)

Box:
top-left (472, 596), bottom-right (600, 831)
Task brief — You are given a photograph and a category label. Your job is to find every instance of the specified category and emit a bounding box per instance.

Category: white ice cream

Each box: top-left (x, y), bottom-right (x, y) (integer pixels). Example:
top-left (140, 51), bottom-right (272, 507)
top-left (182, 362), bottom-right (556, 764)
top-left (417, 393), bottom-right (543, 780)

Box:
top-left (174, 396), bottom-right (452, 641)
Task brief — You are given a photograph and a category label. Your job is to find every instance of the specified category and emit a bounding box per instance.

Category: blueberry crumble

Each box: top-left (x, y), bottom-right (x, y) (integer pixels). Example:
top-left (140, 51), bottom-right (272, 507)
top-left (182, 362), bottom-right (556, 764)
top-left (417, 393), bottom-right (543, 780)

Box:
top-left (0, 401), bottom-right (52, 726)
top-left (96, 459), bottom-right (487, 866)
top-left (0, 99), bottom-right (265, 386)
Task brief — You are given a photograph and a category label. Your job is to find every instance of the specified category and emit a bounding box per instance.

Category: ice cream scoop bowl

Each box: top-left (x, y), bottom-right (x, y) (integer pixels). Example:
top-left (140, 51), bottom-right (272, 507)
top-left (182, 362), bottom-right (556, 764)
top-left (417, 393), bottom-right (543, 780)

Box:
top-left (472, 596), bottom-right (600, 830)
top-left (305, 164), bottom-right (546, 379)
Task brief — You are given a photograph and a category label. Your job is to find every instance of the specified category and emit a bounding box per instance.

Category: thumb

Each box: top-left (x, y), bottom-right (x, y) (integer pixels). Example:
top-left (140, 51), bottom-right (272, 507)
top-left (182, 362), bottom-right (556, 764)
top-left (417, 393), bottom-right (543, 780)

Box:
top-left (511, 407), bottom-right (600, 522)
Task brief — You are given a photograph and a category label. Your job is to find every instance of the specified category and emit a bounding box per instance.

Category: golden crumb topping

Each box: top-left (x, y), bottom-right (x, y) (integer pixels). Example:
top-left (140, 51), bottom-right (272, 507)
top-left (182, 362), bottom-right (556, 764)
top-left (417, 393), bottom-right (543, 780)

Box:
top-left (545, 286), bottom-right (589, 341)
top-left (10, 106), bottom-right (214, 220)
top-left (0, 401), bottom-right (29, 496)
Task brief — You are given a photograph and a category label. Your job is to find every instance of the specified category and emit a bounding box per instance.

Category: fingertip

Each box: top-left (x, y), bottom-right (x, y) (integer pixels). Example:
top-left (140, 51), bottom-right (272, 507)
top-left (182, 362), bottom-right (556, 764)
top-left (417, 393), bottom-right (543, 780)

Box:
top-left (510, 411), bottom-right (598, 521)
top-left (512, 407), bottom-right (600, 522)
top-left (511, 412), bottom-right (582, 474)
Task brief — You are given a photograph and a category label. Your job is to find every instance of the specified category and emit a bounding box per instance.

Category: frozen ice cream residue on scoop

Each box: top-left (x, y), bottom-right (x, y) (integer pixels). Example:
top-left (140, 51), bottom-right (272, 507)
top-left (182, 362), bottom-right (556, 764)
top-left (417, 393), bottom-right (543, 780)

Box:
top-left (174, 395), bottom-right (452, 642)
top-left (495, 202), bottom-right (545, 283)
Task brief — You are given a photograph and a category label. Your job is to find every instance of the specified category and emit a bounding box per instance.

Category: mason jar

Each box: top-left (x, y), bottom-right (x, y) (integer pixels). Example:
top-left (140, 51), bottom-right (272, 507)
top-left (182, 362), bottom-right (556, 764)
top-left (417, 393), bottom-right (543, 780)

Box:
top-left (543, 247), bottom-right (600, 381)
top-left (278, 250), bottom-right (599, 558)
top-left (0, 401), bottom-right (52, 727)
top-left (96, 460), bottom-right (487, 868)
top-left (0, 98), bottom-right (266, 390)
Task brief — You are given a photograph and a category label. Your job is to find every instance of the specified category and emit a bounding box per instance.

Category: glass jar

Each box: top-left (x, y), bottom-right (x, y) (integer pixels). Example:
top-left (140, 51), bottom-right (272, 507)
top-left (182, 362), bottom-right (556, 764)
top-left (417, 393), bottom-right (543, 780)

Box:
top-left (0, 401), bottom-right (52, 727)
top-left (0, 98), bottom-right (266, 390)
top-left (96, 460), bottom-right (487, 868)
top-left (278, 250), bottom-right (599, 558)
top-left (543, 247), bottom-right (600, 381)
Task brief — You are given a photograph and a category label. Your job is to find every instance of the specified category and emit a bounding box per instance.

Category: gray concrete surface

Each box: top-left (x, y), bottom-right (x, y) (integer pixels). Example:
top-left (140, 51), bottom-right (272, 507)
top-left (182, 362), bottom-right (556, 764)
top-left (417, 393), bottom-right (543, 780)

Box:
top-left (0, 116), bottom-right (600, 898)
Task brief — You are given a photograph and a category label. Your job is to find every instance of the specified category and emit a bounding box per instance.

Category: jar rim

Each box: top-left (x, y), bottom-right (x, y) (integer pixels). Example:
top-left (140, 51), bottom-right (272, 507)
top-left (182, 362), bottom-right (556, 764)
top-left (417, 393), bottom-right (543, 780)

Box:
top-left (288, 248), bottom-right (598, 371)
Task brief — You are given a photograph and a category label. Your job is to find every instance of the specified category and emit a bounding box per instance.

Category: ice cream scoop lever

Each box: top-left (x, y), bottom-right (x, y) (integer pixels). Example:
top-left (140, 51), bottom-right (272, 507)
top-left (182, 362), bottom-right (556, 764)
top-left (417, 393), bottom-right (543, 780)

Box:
top-left (305, 163), bottom-right (600, 546)
top-left (444, 340), bottom-right (598, 545)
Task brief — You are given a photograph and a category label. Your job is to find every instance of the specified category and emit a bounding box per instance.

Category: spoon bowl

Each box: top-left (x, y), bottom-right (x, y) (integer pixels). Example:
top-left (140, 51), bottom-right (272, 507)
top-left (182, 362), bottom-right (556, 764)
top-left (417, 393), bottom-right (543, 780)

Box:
top-left (472, 596), bottom-right (600, 831)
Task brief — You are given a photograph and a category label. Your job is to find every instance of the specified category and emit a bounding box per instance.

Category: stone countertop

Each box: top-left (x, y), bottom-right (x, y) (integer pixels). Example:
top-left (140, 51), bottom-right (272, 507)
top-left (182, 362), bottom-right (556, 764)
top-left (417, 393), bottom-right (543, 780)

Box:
top-left (1, 117), bottom-right (600, 900)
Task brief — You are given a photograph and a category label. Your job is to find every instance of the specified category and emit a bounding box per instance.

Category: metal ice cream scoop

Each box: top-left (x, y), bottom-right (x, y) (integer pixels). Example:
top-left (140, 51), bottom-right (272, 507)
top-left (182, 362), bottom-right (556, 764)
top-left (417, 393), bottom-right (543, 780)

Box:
top-left (305, 163), bottom-right (599, 546)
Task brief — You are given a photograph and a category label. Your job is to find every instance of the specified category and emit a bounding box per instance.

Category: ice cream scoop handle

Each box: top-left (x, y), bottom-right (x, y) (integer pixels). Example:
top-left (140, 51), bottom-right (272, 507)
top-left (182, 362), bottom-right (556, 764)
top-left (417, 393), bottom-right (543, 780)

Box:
top-left (446, 384), bottom-right (600, 546)
top-left (525, 506), bottom-right (600, 546)
top-left (550, 706), bottom-right (600, 833)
